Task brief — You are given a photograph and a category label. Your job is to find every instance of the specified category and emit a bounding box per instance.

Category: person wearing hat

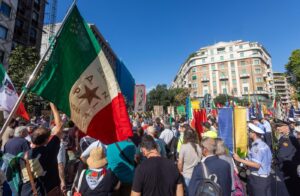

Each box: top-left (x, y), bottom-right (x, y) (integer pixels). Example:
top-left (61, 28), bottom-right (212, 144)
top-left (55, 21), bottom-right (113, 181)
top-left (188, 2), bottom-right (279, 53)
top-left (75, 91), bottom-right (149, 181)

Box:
top-left (202, 122), bottom-right (218, 139)
top-left (233, 123), bottom-right (272, 196)
top-left (274, 122), bottom-right (300, 196)
top-left (74, 147), bottom-right (120, 195)
top-left (294, 126), bottom-right (300, 144)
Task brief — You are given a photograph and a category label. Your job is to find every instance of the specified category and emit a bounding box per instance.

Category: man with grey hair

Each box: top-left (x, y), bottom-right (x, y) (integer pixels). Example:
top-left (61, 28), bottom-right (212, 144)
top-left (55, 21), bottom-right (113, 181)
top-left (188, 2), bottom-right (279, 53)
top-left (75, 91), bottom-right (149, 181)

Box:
top-left (189, 138), bottom-right (232, 196)
top-left (159, 123), bottom-right (175, 146)
top-left (4, 126), bottom-right (30, 155)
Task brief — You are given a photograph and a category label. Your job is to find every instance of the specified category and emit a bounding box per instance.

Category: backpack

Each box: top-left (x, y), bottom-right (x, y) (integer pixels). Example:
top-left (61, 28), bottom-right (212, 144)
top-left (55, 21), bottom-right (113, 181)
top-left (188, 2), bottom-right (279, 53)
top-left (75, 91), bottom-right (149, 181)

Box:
top-left (195, 162), bottom-right (222, 196)
top-left (166, 135), bottom-right (178, 161)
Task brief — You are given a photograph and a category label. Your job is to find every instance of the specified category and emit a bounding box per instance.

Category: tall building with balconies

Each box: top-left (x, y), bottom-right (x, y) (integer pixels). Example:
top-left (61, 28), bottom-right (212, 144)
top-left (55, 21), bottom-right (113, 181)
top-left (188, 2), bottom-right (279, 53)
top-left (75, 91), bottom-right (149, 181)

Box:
top-left (172, 40), bottom-right (274, 99)
top-left (273, 72), bottom-right (292, 105)
top-left (0, 0), bottom-right (18, 68)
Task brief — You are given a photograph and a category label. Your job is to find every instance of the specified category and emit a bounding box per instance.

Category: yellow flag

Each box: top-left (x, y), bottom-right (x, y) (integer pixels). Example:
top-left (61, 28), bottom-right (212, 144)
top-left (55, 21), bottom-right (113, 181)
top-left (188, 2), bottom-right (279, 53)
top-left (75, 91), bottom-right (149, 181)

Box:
top-left (191, 100), bottom-right (200, 110)
top-left (234, 107), bottom-right (248, 158)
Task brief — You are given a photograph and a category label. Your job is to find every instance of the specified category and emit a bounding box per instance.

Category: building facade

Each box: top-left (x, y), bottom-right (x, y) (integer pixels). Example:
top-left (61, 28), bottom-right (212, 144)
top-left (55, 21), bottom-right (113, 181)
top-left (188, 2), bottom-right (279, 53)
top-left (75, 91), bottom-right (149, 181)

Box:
top-left (12, 0), bottom-right (46, 51)
top-left (172, 40), bottom-right (274, 99)
top-left (0, 0), bottom-right (18, 68)
top-left (273, 72), bottom-right (295, 105)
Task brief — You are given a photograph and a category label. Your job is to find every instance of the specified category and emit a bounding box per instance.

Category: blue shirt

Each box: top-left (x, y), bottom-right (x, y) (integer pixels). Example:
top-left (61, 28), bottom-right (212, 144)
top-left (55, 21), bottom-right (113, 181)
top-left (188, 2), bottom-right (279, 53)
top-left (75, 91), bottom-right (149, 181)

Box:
top-left (262, 121), bottom-right (272, 133)
top-left (107, 141), bottom-right (136, 183)
top-left (248, 139), bottom-right (272, 175)
top-left (256, 123), bottom-right (266, 133)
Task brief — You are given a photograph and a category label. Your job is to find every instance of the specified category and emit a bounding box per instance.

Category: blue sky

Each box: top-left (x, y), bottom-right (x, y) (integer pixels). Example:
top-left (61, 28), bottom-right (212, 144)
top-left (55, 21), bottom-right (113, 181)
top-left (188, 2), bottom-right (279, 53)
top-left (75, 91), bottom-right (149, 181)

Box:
top-left (53, 0), bottom-right (300, 91)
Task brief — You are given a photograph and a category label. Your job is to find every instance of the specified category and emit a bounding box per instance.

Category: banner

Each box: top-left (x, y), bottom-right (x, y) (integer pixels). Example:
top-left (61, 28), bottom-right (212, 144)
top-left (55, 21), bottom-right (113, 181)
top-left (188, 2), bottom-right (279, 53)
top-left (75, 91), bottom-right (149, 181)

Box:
top-left (134, 85), bottom-right (146, 112)
top-left (176, 105), bottom-right (186, 115)
top-left (167, 106), bottom-right (175, 117)
top-left (234, 107), bottom-right (248, 158)
top-left (218, 108), bottom-right (233, 153)
top-left (153, 105), bottom-right (164, 117)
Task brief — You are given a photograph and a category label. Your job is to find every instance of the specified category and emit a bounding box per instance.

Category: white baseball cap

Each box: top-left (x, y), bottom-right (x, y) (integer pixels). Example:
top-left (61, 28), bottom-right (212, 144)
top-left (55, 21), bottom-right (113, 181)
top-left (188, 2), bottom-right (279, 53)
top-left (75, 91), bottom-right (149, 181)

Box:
top-left (248, 123), bottom-right (265, 134)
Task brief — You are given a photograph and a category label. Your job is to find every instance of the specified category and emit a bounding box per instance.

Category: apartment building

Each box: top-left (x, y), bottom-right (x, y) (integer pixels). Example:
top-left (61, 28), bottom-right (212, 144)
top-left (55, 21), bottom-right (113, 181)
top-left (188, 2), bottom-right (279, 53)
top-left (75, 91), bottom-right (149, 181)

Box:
top-left (172, 40), bottom-right (274, 99)
top-left (273, 72), bottom-right (293, 105)
top-left (12, 0), bottom-right (46, 51)
top-left (0, 0), bottom-right (18, 67)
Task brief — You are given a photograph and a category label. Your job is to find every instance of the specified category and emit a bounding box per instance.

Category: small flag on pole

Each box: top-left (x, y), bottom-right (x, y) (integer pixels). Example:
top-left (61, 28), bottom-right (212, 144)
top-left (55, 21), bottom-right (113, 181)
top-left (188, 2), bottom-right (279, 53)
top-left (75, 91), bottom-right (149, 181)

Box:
top-left (30, 6), bottom-right (132, 144)
top-left (0, 64), bottom-right (29, 121)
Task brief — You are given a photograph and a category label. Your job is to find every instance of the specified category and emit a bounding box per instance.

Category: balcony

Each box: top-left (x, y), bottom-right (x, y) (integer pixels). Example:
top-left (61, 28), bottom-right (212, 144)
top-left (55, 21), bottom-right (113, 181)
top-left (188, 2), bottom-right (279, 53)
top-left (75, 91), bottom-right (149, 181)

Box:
top-left (256, 90), bottom-right (269, 95)
top-left (201, 78), bottom-right (209, 82)
top-left (240, 73), bottom-right (250, 78)
top-left (219, 75), bottom-right (228, 80)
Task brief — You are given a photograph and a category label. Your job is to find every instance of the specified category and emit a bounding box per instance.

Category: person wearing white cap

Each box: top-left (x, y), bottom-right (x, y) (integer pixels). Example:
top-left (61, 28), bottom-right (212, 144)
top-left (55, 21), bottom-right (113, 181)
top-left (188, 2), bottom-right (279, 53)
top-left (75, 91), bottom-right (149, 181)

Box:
top-left (288, 117), bottom-right (296, 135)
top-left (233, 123), bottom-right (272, 196)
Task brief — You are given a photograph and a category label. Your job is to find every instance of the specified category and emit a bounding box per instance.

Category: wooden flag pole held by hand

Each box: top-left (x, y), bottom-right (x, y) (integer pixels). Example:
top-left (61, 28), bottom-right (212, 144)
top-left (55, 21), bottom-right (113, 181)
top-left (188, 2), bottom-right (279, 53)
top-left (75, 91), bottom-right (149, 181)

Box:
top-left (0, 0), bottom-right (77, 137)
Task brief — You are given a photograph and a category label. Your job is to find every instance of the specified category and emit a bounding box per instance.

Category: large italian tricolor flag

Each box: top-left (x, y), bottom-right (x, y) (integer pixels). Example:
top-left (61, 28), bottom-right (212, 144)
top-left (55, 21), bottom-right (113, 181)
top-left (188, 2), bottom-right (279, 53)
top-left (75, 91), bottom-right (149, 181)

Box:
top-left (30, 6), bottom-right (132, 144)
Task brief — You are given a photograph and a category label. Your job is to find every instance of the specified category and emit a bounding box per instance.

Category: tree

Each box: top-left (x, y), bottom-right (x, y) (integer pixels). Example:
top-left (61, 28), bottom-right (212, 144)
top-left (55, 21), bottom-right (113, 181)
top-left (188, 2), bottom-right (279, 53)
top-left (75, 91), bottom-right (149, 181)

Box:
top-left (146, 84), bottom-right (189, 111)
top-left (8, 46), bottom-right (40, 114)
top-left (285, 49), bottom-right (300, 97)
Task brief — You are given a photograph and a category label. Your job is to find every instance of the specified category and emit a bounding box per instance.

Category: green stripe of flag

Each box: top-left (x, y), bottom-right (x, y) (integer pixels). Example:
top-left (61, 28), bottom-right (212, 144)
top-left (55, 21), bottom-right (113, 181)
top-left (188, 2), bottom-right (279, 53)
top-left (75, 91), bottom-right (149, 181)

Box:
top-left (0, 64), bottom-right (6, 84)
top-left (30, 6), bottom-right (101, 116)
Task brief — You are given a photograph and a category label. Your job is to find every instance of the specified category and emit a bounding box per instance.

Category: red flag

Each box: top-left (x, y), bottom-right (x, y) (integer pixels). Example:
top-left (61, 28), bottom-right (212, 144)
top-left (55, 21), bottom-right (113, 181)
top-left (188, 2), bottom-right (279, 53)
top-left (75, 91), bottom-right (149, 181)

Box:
top-left (16, 102), bottom-right (30, 121)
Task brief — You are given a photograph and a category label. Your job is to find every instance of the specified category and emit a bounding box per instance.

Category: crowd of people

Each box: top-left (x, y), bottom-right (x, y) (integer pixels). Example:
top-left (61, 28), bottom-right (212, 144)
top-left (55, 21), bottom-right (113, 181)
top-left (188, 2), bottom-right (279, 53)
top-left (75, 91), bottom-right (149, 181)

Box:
top-left (0, 103), bottom-right (300, 196)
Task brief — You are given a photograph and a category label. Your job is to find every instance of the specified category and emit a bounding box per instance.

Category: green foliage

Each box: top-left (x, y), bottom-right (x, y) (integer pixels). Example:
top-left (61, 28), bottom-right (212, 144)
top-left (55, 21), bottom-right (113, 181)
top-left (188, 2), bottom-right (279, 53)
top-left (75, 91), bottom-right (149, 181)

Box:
top-left (146, 84), bottom-right (189, 111)
top-left (285, 49), bottom-right (300, 99)
top-left (213, 94), bottom-right (229, 105)
top-left (8, 46), bottom-right (40, 114)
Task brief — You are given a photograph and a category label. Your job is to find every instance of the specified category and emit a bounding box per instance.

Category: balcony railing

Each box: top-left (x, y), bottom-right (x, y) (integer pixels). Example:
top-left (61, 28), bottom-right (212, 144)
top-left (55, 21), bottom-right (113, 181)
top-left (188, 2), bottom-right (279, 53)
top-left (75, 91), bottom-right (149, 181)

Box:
top-left (240, 73), bottom-right (250, 78)
top-left (219, 75), bottom-right (228, 80)
top-left (201, 78), bottom-right (209, 82)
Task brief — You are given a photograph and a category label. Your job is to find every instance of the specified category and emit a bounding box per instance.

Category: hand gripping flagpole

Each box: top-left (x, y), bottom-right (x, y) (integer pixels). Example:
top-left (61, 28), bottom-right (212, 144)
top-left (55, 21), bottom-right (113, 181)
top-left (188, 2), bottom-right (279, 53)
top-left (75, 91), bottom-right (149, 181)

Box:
top-left (0, 0), bottom-right (77, 137)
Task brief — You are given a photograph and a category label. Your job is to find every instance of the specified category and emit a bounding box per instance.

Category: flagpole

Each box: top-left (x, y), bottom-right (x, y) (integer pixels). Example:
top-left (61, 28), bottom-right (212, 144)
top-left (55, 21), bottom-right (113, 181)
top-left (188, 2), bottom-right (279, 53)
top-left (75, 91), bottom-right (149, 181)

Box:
top-left (0, 0), bottom-right (77, 137)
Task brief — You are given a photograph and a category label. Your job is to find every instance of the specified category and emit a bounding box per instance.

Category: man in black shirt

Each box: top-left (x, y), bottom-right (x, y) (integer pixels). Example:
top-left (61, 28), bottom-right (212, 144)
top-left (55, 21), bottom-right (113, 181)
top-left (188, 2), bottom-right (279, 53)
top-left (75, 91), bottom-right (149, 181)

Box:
top-left (131, 135), bottom-right (184, 196)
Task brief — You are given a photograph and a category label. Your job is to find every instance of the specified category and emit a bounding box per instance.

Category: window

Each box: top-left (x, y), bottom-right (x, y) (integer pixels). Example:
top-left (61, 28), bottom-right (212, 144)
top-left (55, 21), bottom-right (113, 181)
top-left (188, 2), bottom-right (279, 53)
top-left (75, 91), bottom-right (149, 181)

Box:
top-left (30, 28), bottom-right (37, 39)
top-left (255, 68), bottom-right (261, 74)
top-left (229, 46), bottom-right (233, 52)
top-left (15, 19), bottom-right (23, 29)
top-left (0, 2), bottom-right (11, 18)
top-left (211, 64), bottom-right (215, 70)
top-left (233, 88), bottom-right (238, 93)
top-left (217, 47), bottom-right (225, 54)
top-left (193, 91), bottom-right (197, 96)
top-left (256, 77), bottom-right (262, 82)
top-left (257, 87), bottom-right (263, 91)
top-left (0, 25), bottom-right (8, 40)
top-left (231, 70), bottom-right (236, 75)
top-left (231, 62), bottom-right (235, 68)
top-left (223, 88), bottom-right (227, 94)
top-left (211, 57), bottom-right (214, 62)
top-left (202, 58), bottom-right (206, 63)
top-left (192, 75), bottom-right (197, 80)
top-left (232, 79), bottom-right (237, 84)
top-left (240, 61), bottom-right (246, 66)
top-left (242, 69), bottom-right (247, 74)
top-left (252, 50), bottom-right (258, 55)
top-left (254, 59), bottom-right (260, 65)
top-left (243, 87), bottom-right (248, 93)
top-left (189, 60), bottom-right (195, 66)
top-left (210, 49), bottom-right (214, 55)
top-left (219, 64), bottom-right (225, 69)
top-left (242, 79), bottom-right (248, 84)
top-left (220, 56), bottom-right (224, 61)
top-left (230, 54), bottom-right (234, 59)
top-left (239, 45), bottom-right (243, 49)
top-left (213, 81), bottom-right (217, 86)
top-left (192, 83), bottom-right (198, 88)
top-left (0, 50), bottom-right (4, 63)
top-left (240, 52), bottom-right (244, 57)
top-left (192, 67), bottom-right (197, 72)
top-left (32, 11), bottom-right (39, 22)
top-left (213, 90), bottom-right (217, 95)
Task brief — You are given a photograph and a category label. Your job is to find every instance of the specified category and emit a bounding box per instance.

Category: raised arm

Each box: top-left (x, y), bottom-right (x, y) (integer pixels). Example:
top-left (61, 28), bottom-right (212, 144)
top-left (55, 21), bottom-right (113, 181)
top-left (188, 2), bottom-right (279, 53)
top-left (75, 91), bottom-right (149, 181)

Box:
top-left (50, 102), bottom-right (63, 138)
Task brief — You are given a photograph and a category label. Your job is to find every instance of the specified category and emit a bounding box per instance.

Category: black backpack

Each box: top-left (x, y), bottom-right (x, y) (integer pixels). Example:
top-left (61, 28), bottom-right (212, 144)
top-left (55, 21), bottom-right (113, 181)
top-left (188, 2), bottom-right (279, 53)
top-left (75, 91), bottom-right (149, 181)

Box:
top-left (195, 162), bottom-right (222, 196)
